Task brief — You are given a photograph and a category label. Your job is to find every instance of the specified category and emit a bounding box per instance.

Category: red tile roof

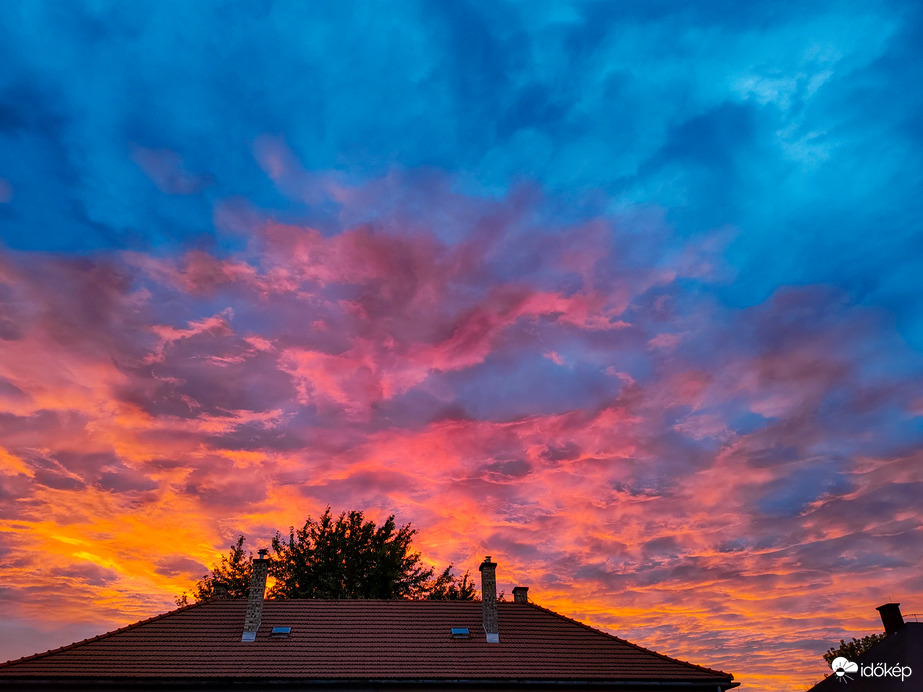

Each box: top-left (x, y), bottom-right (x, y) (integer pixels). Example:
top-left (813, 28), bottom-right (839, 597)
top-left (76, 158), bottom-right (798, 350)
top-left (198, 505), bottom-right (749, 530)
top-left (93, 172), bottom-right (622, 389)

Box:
top-left (0, 599), bottom-right (736, 687)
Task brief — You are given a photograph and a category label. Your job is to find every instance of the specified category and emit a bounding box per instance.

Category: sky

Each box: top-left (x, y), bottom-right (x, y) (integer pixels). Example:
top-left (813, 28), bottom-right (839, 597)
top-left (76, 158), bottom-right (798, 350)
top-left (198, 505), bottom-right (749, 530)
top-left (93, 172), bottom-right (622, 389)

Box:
top-left (1, 1), bottom-right (922, 690)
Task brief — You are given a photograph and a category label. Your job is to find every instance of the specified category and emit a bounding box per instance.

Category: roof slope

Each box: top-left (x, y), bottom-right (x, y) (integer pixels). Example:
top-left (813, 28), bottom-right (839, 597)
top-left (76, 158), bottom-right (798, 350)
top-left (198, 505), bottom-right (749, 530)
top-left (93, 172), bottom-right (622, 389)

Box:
top-left (807, 623), bottom-right (922, 692)
top-left (0, 599), bottom-right (734, 684)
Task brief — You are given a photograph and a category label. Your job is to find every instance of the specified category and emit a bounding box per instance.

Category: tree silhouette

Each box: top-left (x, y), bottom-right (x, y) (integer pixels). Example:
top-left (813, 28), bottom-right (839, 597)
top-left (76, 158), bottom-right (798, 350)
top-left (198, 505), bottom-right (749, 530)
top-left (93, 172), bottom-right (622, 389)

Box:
top-left (175, 535), bottom-right (252, 606)
top-left (424, 565), bottom-right (477, 600)
top-left (823, 634), bottom-right (886, 665)
top-left (177, 508), bottom-right (475, 604)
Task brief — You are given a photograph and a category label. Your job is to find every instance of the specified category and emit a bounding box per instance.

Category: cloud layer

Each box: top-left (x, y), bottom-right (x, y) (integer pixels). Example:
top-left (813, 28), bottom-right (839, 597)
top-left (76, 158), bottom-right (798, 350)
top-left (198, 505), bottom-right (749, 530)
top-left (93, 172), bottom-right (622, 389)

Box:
top-left (2, 170), bottom-right (922, 689)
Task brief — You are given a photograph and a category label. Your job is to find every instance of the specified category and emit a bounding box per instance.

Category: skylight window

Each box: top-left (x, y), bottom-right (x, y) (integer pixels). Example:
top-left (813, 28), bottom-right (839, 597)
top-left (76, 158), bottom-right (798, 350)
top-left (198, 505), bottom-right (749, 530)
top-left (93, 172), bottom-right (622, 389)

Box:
top-left (271, 626), bottom-right (292, 638)
top-left (451, 627), bottom-right (469, 639)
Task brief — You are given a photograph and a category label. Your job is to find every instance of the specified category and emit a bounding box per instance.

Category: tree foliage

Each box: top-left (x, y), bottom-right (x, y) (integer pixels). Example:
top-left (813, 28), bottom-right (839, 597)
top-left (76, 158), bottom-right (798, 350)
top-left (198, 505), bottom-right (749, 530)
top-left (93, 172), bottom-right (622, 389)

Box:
top-left (176, 535), bottom-right (253, 606)
top-left (270, 508), bottom-right (432, 599)
top-left (178, 508), bottom-right (476, 604)
top-left (823, 634), bottom-right (887, 665)
top-left (425, 566), bottom-right (477, 600)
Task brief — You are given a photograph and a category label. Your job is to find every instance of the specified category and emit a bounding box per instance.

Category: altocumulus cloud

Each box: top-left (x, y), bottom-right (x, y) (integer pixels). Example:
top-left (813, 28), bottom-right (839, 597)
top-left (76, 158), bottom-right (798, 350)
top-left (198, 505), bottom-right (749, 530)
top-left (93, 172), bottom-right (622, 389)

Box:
top-left (0, 168), bottom-right (922, 692)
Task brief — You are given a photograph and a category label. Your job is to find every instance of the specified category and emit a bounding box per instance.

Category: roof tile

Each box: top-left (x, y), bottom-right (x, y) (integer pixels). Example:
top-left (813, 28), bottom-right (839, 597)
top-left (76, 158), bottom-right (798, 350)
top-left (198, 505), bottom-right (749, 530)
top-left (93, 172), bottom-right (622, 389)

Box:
top-left (0, 600), bottom-right (734, 684)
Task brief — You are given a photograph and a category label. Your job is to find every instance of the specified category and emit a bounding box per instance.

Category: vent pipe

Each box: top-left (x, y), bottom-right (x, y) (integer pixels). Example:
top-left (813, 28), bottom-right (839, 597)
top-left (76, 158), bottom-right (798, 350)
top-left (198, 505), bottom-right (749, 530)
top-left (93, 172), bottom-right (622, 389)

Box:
top-left (479, 556), bottom-right (499, 643)
top-left (242, 549), bottom-right (270, 642)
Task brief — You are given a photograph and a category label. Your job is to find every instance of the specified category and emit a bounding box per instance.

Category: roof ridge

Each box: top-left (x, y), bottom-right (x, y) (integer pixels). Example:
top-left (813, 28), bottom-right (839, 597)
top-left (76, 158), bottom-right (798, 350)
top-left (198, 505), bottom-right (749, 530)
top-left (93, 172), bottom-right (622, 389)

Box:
top-left (265, 598), bottom-right (511, 604)
top-left (0, 599), bottom-right (212, 669)
top-left (520, 602), bottom-right (733, 681)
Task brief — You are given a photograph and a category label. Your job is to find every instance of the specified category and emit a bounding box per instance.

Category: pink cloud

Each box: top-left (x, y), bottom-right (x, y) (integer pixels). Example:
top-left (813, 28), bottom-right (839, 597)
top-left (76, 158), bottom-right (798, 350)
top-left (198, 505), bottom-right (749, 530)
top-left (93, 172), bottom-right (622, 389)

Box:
top-left (544, 351), bottom-right (564, 365)
top-left (145, 309), bottom-right (235, 364)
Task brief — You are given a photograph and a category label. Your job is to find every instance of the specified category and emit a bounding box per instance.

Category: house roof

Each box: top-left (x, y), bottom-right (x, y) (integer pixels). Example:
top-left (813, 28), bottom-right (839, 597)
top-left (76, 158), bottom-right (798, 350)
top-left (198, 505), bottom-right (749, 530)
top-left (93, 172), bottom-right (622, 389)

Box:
top-left (0, 599), bottom-right (736, 687)
top-left (807, 622), bottom-right (922, 692)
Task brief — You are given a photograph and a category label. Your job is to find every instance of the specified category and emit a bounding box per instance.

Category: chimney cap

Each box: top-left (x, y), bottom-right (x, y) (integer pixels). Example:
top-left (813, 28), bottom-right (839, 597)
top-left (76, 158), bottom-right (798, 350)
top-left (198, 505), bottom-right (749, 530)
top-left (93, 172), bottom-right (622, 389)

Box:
top-left (479, 556), bottom-right (496, 570)
top-left (257, 548), bottom-right (269, 560)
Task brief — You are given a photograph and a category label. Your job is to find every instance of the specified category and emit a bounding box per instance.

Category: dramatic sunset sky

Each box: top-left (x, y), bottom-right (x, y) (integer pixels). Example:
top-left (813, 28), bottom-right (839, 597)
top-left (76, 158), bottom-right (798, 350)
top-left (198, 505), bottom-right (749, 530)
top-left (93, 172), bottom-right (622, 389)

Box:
top-left (1, 2), bottom-right (922, 690)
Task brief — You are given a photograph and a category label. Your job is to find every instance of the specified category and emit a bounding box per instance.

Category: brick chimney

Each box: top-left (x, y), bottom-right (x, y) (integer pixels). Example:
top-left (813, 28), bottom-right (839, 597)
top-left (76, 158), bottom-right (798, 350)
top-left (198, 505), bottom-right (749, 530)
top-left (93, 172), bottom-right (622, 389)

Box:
top-left (877, 602), bottom-right (905, 635)
top-left (242, 549), bottom-right (270, 642)
top-left (212, 581), bottom-right (229, 600)
top-left (512, 586), bottom-right (529, 604)
top-left (479, 556), bottom-right (499, 643)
